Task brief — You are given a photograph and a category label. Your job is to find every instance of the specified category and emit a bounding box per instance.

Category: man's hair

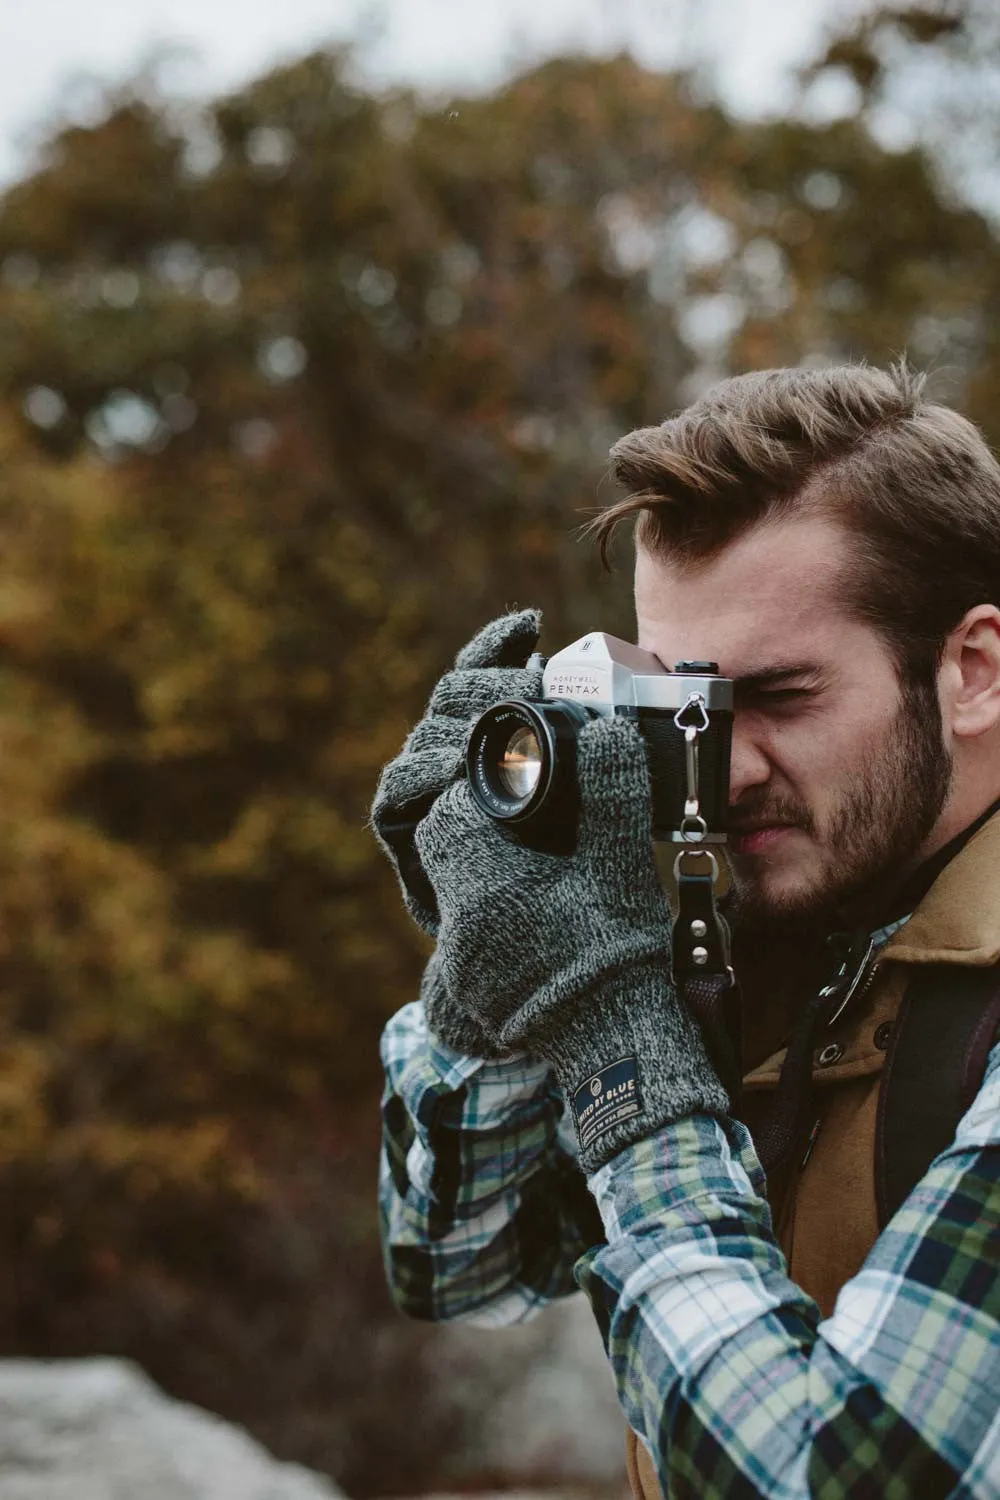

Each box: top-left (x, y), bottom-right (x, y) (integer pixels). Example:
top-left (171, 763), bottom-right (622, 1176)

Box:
top-left (594, 362), bottom-right (1000, 682)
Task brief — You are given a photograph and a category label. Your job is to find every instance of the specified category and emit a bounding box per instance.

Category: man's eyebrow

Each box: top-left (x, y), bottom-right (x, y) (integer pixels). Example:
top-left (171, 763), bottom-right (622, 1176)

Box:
top-left (733, 663), bottom-right (827, 691)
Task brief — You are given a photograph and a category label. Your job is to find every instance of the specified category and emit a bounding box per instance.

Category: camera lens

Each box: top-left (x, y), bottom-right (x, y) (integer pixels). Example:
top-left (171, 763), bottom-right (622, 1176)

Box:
top-left (498, 726), bottom-right (543, 799)
top-left (466, 698), bottom-right (596, 836)
top-left (466, 703), bottom-right (552, 819)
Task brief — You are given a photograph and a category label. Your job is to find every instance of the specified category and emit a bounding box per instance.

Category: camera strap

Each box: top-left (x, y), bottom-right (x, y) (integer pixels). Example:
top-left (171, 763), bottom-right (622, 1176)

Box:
top-left (670, 692), bottom-right (742, 1102)
top-left (673, 850), bottom-right (741, 1103)
top-left (673, 851), bottom-right (730, 977)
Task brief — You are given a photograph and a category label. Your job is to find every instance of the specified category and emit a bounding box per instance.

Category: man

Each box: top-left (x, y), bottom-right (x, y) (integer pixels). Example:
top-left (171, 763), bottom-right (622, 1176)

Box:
top-left (372, 363), bottom-right (1000, 1497)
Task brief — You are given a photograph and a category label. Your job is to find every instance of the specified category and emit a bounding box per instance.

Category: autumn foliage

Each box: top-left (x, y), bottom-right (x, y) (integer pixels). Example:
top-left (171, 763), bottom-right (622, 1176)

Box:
top-left (0, 16), bottom-right (997, 1489)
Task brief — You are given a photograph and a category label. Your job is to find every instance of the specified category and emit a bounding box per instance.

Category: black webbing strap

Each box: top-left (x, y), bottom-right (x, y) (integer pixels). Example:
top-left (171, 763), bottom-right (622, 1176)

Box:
top-left (875, 963), bottom-right (1000, 1229)
top-left (682, 972), bottom-right (743, 1112)
top-left (753, 985), bottom-right (839, 1178)
top-left (673, 853), bottom-right (742, 1109)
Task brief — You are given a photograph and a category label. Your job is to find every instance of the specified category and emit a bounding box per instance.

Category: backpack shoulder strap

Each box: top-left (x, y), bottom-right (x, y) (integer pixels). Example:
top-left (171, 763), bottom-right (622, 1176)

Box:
top-left (875, 963), bottom-right (1000, 1229)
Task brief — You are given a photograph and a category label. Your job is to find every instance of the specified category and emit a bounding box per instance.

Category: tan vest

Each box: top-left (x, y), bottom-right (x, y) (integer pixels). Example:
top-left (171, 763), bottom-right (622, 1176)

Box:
top-left (626, 809), bottom-right (1000, 1499)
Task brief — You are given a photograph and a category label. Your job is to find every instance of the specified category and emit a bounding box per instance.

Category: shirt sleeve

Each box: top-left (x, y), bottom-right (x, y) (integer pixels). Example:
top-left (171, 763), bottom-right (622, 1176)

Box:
top-left (379, 1001), bottom-right (603, 1326)
top-left (577, 1040), bottom-right (1000, 1497)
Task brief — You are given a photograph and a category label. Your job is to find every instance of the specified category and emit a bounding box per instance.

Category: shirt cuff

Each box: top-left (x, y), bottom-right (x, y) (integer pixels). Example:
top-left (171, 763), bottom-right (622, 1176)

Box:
top-left (383, 1000), bottom-right (556, 1128)
top-left (586, 1111), bottom-right (769, 1242)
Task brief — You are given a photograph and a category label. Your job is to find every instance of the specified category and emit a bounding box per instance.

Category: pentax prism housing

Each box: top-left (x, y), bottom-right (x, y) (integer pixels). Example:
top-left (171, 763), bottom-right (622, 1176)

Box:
top-left (465, 633), bottom-right (733, 852)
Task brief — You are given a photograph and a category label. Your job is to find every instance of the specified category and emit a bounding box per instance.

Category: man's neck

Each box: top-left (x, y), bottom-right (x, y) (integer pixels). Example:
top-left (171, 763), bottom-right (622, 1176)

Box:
top-left (731, 796), bottom-right (1000, 1068)
top-left (857, 793), bottom-right (1000, 932)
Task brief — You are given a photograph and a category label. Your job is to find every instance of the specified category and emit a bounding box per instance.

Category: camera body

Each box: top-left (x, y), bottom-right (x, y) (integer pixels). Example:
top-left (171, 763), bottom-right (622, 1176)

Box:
top-left (466, 632), bottom-right (733, 848)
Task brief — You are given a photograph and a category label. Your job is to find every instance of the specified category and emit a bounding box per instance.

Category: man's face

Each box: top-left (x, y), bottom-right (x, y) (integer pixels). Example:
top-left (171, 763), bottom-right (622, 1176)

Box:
top-left (634, 514), bottom-right (953, 926)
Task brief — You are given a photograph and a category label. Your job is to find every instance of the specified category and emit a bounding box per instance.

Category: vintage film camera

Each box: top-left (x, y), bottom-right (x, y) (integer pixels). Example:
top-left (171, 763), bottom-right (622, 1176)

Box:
top-left (466, 633), bottom-right (733, 851)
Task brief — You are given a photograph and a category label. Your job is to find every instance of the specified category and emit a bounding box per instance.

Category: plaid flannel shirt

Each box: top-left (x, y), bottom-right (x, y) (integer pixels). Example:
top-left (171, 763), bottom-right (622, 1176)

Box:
top-left (380, 1001), bottom-right (1000, 1497)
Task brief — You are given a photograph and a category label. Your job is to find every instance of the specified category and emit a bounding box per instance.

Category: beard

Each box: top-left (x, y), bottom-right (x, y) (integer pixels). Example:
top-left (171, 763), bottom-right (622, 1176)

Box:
top-left (726, 674), bottom-right (952, 933)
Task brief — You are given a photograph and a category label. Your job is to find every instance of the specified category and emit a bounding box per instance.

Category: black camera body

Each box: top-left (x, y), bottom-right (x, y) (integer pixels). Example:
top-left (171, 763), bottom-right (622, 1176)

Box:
top-left (466, 633), bottom-right (733, 849)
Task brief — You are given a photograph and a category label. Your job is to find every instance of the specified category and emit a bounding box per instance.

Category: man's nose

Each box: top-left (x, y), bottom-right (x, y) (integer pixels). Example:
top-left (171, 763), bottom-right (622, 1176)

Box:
top-left (727, 723), bottom-right (771, 803)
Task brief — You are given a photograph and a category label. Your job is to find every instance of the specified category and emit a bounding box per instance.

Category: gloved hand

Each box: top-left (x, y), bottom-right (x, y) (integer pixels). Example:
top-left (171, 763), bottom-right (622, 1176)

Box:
top-left (416, 945), bottom-right (498, 1060)
top-left (371, 608), bottom-right (543, 932)
top-left (371, 609), bottom-right (543, 1055)
top-left (414, 714), bottom-right (729, 1170)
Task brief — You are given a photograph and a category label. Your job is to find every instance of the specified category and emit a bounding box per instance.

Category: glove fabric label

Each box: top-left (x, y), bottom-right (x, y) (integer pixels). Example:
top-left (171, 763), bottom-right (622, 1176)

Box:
top-left (573, 1057), bottom-right (643, 1152)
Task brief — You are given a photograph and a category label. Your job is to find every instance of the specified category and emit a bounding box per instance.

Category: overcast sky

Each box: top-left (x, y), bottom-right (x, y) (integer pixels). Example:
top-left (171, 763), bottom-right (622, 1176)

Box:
top-left (1, 0), bottom-right (866, 184)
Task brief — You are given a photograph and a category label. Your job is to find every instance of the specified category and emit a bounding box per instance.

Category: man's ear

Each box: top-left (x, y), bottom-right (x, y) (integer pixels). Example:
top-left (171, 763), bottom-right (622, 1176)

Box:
top-left (940, 605), bottom-right (1000, 740)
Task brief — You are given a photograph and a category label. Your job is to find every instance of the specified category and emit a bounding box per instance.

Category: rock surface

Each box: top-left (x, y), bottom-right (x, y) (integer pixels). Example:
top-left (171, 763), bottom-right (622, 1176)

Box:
top-left (0, 1358), bottom-right (344, 1500)
top-left (438, 1294), bottom-right (628, 1486)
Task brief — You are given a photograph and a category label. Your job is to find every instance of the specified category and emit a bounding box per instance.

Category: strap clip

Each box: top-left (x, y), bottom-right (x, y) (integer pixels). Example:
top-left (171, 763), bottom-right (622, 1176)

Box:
top-left (672, 846), bottom-right (732, 982)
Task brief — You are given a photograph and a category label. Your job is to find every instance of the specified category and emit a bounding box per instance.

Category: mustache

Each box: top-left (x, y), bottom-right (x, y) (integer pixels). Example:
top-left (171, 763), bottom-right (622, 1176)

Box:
top-left (727, 794), bottom-right (815, 836)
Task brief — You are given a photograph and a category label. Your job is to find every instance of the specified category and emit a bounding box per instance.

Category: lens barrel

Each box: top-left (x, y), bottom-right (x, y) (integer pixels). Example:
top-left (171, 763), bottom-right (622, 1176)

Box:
top-left (466, 699), bottom-right (595, 833)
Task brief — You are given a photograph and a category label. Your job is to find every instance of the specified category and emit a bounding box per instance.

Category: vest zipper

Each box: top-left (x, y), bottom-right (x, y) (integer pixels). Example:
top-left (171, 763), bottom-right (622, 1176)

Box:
top-left (849, 959), bottom-right (881, 1014)
top-left (822, 954), bottom-right (881, 1039)
top-left (799, 1115), bottom-right (822, 1168)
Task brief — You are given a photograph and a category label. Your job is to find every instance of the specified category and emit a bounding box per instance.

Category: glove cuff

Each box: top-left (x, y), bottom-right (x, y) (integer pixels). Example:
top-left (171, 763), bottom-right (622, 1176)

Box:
top-left (537, 964), bottom-right (730, 1172)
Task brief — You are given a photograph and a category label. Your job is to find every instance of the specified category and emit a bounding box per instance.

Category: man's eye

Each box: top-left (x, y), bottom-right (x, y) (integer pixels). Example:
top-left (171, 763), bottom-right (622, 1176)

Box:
top-left (741, 687), bottom-right (813, 711)
top-left (758, 688), bottom-right (814, 708)
top-left (734, 680), bottom-right (822, 712)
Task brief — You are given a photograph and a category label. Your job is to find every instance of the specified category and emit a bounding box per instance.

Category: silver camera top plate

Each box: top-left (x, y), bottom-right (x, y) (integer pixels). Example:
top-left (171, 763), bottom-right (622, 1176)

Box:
top-left (542, 633), bottom-right (733, 712)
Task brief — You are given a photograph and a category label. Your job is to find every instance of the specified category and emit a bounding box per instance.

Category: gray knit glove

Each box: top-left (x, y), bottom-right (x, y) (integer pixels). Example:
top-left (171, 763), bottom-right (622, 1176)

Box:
top-left (371, 609), bottom-right (543, 1055)
top-left (417, 945), bottom-right (501, 1059)
top-left (415, 715), bottom-right (729, 1170)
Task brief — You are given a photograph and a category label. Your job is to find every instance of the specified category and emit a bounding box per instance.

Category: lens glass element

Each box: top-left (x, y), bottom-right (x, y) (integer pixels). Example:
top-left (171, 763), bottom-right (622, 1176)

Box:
top-left (497, 726), bottom-right (543, 799)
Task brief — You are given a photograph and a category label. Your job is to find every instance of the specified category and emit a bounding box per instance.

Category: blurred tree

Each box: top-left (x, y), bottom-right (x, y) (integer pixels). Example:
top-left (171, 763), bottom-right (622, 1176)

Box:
top-left (0, 36), bottom-right (997, 1491)
top-left (801, 0), bottom-right (1000, 425)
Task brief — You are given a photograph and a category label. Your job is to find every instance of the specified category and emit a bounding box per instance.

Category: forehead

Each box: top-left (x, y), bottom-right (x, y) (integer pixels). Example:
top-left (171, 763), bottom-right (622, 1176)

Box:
top-left (634, 514), bottom-right (866, 674)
